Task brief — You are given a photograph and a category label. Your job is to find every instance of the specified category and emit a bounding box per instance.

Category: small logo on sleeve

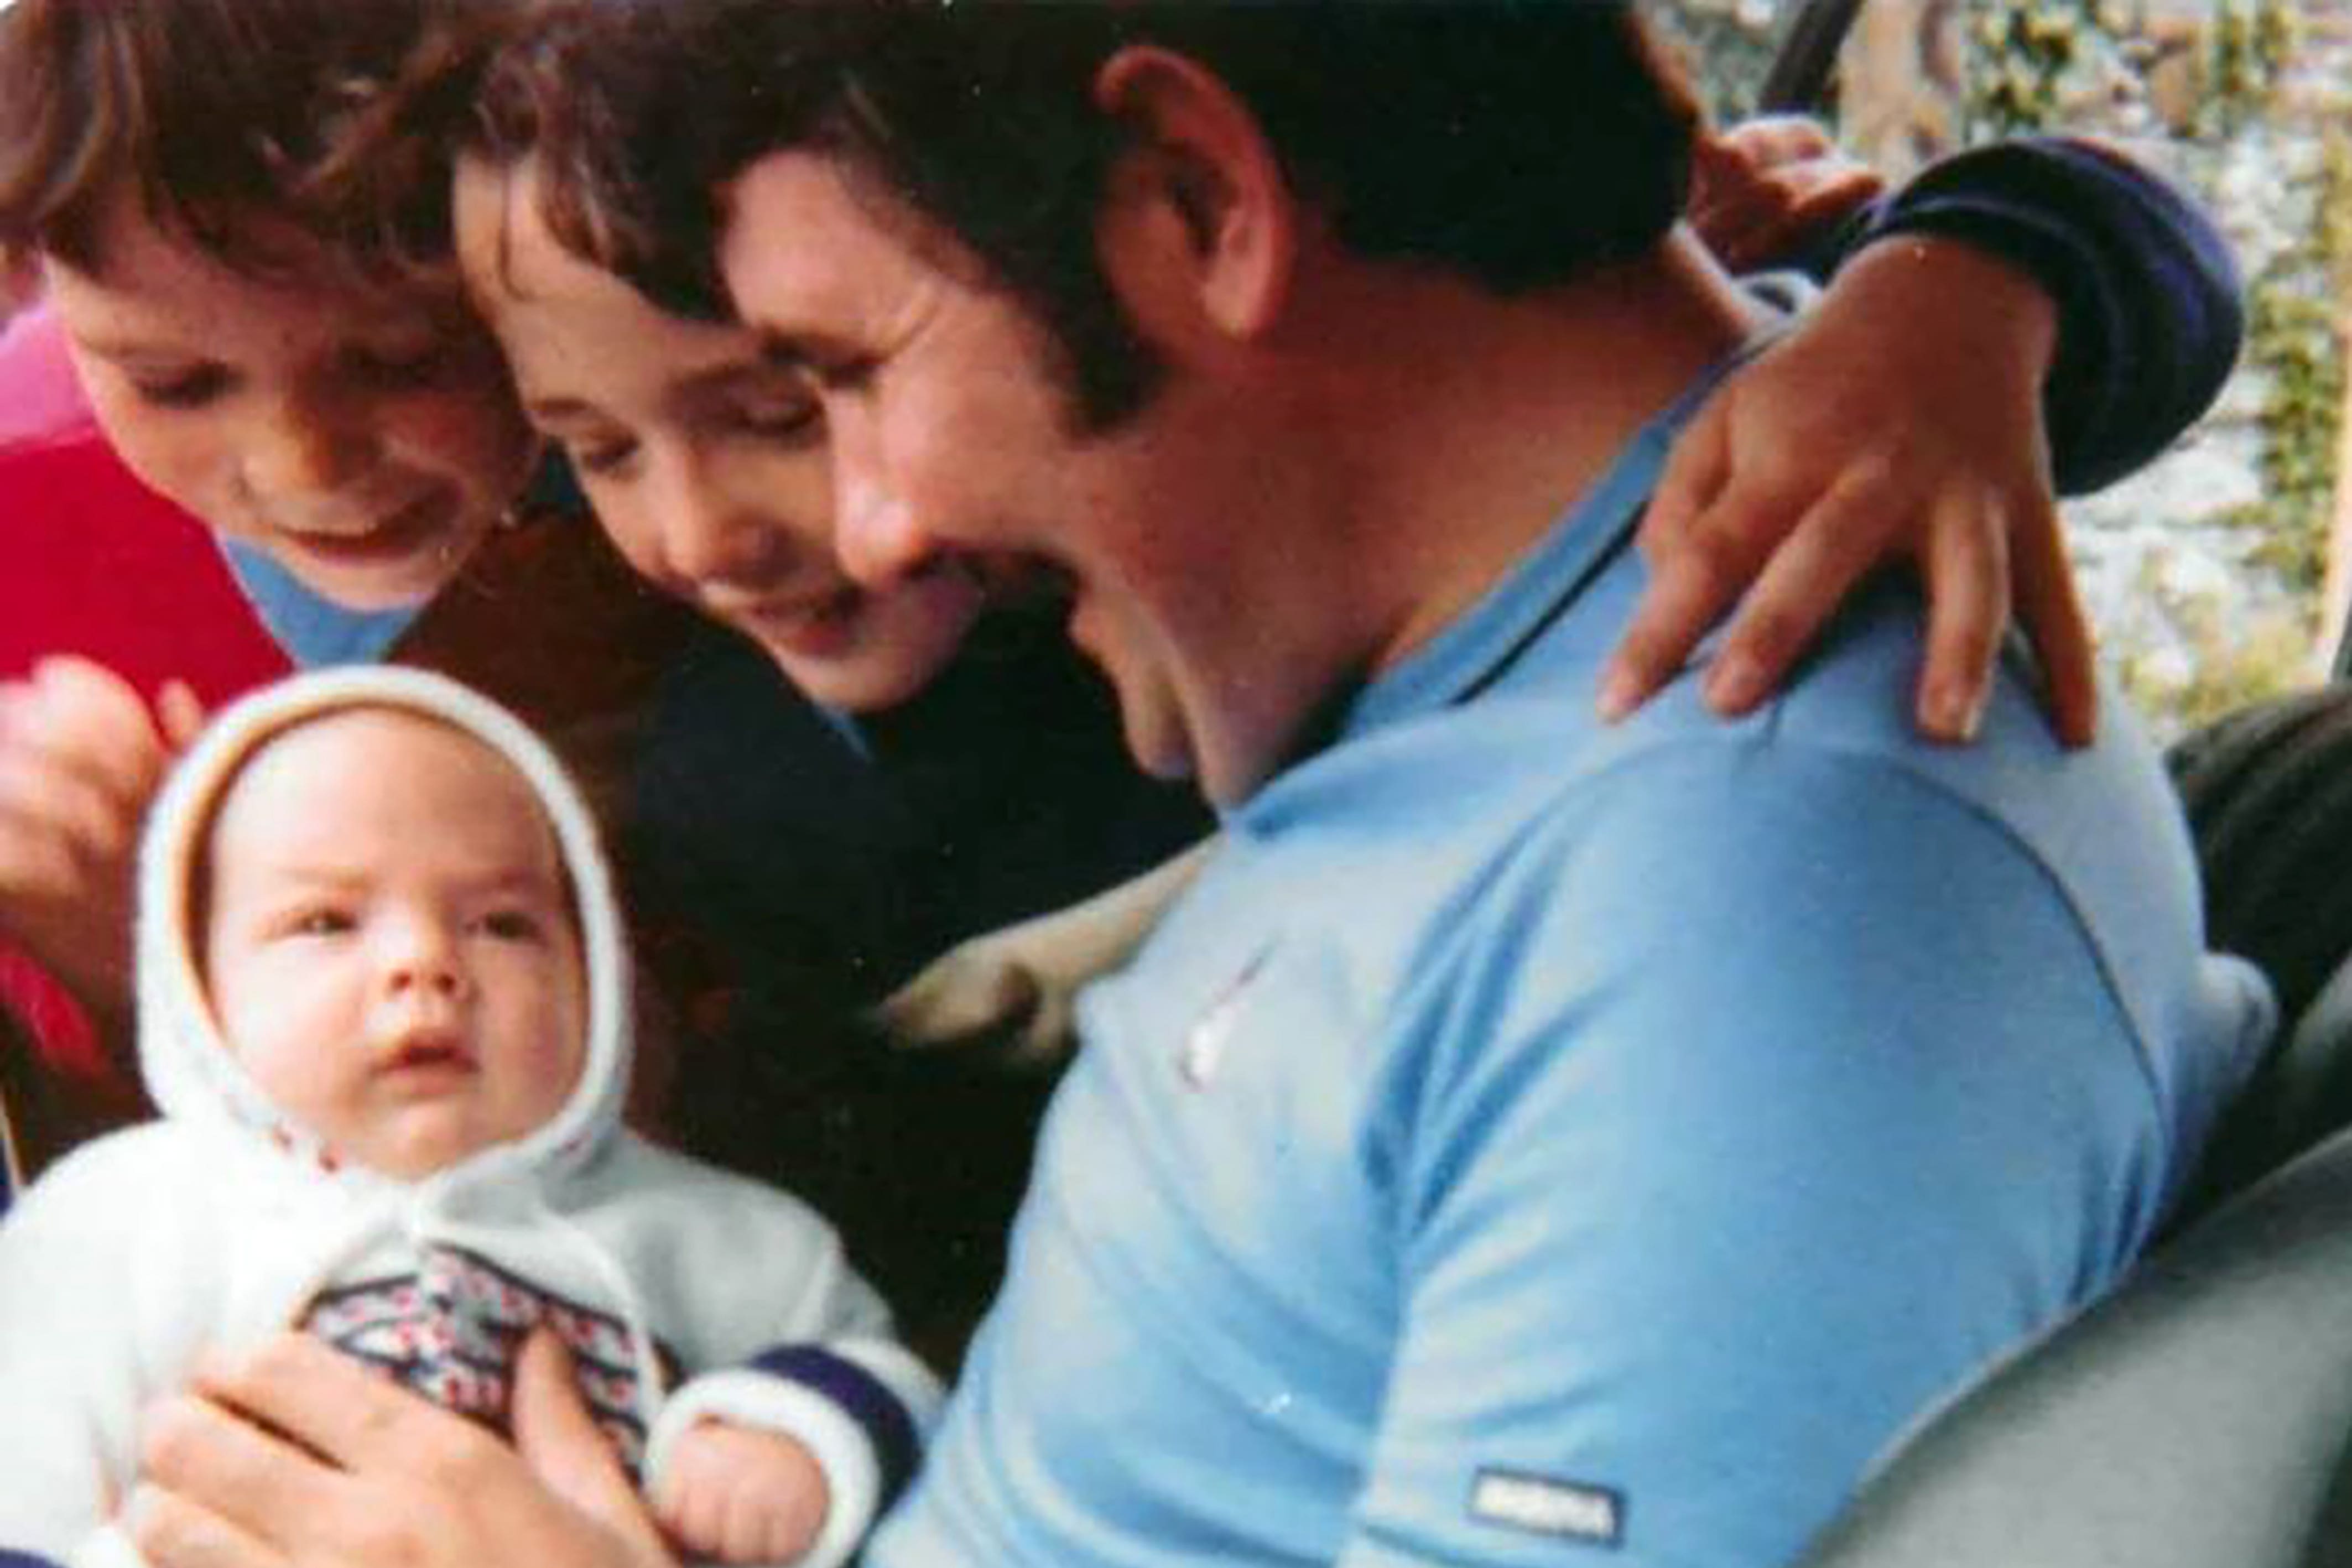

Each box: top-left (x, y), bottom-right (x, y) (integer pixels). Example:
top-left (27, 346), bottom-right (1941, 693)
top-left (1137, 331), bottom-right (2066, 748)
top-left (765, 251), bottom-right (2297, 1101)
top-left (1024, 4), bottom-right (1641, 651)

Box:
top-left (1470, 1468), bottom-right (1626, 1548)
top-left (1178, 942), bottom-right (1276, 1088)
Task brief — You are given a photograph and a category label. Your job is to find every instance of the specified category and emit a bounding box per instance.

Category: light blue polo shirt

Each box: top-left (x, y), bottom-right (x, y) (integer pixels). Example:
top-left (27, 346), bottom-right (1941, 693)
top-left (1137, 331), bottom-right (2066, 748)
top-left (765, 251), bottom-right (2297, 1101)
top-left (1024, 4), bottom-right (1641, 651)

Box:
top-left (867, 369), bottom-right (2271, 1568)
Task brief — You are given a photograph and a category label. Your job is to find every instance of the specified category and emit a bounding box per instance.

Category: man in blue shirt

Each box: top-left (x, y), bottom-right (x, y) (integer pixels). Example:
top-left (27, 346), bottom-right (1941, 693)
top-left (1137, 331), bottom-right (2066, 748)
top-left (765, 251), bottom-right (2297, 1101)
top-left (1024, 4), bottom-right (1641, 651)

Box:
top-left (704, 11), bottom-right (2269, 1565)
top-left (123, 6), bottom-right (2272, 1568)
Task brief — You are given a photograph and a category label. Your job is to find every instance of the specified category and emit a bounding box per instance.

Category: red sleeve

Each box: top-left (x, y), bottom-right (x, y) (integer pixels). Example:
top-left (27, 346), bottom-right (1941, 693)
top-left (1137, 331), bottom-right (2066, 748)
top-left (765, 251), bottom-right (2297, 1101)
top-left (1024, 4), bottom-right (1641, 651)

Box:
top-left (0, 306), bottom-right (290, 1085)
top-left (0, 435), bottom-right (289, 700)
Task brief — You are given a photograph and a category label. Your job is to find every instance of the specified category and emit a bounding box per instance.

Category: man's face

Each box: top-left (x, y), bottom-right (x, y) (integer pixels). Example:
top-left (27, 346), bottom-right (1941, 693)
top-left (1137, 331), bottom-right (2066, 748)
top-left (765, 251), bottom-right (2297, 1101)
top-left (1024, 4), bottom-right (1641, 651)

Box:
top-left (716, 150), bottom-right (1347, 803)
top-left (201, 709), bottom-right (587, 1181)
top-left (44, 186), bottom-right (538, 611)
top-left (452, 157), bottom-right (987, 712)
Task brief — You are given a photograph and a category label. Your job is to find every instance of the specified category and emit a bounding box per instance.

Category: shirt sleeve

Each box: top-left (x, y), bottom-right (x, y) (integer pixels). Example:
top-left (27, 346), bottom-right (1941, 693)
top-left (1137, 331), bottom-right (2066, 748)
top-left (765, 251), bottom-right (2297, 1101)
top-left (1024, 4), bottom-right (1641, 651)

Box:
top-left (1831, 136), bottom-right (2243, 496)
top-left (1336, 744), bottom-right (2171, 1568)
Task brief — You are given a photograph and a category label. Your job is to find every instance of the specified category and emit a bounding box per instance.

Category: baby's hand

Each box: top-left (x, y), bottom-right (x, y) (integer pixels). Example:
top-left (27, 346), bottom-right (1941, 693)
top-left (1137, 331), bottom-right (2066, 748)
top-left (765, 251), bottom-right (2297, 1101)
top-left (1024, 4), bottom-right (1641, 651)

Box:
top-left (653, 1420), bottom-right (830, 1565)
top-left (0, 656), bottom-right (203, 1013)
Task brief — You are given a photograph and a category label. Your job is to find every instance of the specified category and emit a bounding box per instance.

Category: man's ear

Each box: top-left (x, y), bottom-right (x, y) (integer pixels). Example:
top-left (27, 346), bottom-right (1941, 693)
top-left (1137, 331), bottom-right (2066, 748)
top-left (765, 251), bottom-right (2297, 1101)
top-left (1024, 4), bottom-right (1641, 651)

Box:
top-left (1091, 45), bottom-right (1297, 343)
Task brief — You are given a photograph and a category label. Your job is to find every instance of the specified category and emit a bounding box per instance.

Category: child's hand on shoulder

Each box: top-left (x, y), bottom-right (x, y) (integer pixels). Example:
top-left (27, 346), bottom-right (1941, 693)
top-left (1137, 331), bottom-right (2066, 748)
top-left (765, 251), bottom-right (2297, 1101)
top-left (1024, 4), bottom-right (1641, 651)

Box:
top-left (0, 655), bottom-right (204, 1010)
top-left (654, 1419), bottom-right (830, 1565)
top-left (1601, 238), bottom-right (2093, 751)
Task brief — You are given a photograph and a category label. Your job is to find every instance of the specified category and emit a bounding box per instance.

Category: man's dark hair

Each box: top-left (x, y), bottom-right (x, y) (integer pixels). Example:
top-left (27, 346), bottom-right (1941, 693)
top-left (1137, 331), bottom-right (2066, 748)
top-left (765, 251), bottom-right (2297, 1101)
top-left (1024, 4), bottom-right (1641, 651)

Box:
top-left (0, 0), bottom-right (507, 287)
top-left (486, 0), bottom-right (1702, 426)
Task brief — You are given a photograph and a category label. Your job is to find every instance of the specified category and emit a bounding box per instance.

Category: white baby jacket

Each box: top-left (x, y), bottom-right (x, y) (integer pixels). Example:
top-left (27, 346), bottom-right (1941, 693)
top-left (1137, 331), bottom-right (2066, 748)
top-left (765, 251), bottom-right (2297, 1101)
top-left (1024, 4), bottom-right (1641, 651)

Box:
top-left (0, 668), bottom-right (940, 1568)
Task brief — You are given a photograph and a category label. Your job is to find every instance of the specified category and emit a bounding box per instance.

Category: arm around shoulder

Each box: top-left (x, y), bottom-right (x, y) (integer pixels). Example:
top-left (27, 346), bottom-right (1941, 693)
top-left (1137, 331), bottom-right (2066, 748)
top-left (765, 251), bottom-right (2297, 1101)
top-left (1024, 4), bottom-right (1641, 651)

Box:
top-left (1850, 136), bottom-right (2242, 493)
top-left (1602, 134), bottom-right (2239, 746)
top-left (1606, 131), bottom-right (2239, 748)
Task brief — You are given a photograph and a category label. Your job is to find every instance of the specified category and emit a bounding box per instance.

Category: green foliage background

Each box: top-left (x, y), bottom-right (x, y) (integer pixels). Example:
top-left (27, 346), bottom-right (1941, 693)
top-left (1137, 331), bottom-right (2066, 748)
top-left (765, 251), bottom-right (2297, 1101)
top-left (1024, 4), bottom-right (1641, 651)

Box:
top-left (1654, 0), bottom-right (2348, 722)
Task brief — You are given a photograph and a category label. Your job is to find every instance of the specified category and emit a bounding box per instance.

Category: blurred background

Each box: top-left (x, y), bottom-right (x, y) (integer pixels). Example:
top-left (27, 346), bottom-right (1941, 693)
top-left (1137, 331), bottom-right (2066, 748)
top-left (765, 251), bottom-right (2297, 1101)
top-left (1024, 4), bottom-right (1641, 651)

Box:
top-left (1658, 0), bottom-right (2344, 737)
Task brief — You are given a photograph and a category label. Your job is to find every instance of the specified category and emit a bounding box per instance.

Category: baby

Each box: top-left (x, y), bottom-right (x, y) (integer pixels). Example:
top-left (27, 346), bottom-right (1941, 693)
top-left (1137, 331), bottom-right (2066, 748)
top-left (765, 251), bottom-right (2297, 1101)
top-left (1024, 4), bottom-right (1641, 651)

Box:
top-left (0, 668), bottom-right (939, 1568)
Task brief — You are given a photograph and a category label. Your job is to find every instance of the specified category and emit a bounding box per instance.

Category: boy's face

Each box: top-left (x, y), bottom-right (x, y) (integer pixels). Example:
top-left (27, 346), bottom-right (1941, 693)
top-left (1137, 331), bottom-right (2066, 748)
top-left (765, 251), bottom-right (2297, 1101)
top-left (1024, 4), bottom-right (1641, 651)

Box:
top-left (43, 185), bottom-right (538, 611)
top-left (451, 156), bottom-right (988, 713)
top-left (201, 708), bottom-right (587, 1180)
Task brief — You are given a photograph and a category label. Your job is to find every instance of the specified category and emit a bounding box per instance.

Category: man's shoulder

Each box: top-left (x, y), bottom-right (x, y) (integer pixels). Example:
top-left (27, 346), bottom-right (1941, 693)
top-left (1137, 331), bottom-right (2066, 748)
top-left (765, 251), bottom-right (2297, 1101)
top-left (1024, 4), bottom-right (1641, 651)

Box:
top-left (1237, 583), bottom-right (2143, 949)
top-left (1723, 584), bottom-right (2204, 941)
top-left (1437, 571), bottom-right (2191, 895)
top-left (1390, 584), bottom-right (2259, 1153)
top-left (1222, 568), bottom-right (2235, 1058)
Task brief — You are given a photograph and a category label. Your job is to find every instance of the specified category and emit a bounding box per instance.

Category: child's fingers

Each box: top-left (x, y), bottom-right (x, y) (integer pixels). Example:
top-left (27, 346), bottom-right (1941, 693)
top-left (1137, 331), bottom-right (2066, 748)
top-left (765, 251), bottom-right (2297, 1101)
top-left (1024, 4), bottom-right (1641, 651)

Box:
top-left (158, 680), bottom-right (210, 752)
top-left (2009, 490), bottom-right (2099, 749)
top-left (1690, 185), bottom-right (1788, 270)
top-left (647, 1435), bottom-right (695, 1526)
top-left (1603, 407), bottom-right (1740, 719)
top-left (1692, 116), bottom-right (1838, 214)
top-left (657, 1465), bottom-right (725, 1561)
top-left (1691, 117), bottom-right (1881, 270)
top-left (1764, 165), bottom-right (1887, 249)
top-left (653, 1425), bottom-right (830, 1564)
top-left (725, 1481), bottom-right (789, 1565)
top-left (1913, 489), bottom-right (2010, 746)
top-left (0, 803), bottom-right (85, 902)
top-left (1700, 459), bottom-right (1903, 717)
top-left (1701, 165), bottom-right (1880, 273)
top-left (1718, 113), bottom-right (1840, 167)
top-left (1640, 386), bottom-right (1736, 554)
top-left (13, 657), bottom-right (175, 810)
top-left (0, 739), bottom-right (141, 871)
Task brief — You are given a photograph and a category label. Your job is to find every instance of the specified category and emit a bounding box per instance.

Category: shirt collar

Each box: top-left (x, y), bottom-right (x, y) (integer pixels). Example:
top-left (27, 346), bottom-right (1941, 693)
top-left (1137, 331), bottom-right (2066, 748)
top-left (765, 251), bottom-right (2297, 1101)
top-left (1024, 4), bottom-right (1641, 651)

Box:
top-left (218, 539), bottom-right (417, 668)
top-left (214, 454), bottom-right (584, 669)
top-left (1338, 353), bottom-right (1749, 744)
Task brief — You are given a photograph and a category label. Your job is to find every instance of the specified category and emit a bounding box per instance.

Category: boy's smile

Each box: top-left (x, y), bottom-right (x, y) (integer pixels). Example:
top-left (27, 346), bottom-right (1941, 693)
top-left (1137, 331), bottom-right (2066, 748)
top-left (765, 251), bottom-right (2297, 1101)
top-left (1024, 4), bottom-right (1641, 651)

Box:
top-left (452, 154), bottom-right (990, 714)
top-left (45, 186), bottom-right (538, 612)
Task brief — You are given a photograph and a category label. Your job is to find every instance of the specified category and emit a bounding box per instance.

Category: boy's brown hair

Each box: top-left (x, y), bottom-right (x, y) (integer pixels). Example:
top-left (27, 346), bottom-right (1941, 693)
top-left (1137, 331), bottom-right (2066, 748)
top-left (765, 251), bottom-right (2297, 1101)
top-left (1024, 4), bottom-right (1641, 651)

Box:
top-left (0, 0), bottom-right (509, 286)
top-left (474, 0), bottom-right (1700, 429)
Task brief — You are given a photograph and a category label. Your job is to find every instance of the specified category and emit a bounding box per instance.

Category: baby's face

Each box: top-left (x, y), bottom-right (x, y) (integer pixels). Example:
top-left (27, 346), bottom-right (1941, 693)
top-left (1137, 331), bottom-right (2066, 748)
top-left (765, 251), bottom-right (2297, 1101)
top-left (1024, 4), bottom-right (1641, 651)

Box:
top-left (200, 708), bottom-right (587, 1180)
